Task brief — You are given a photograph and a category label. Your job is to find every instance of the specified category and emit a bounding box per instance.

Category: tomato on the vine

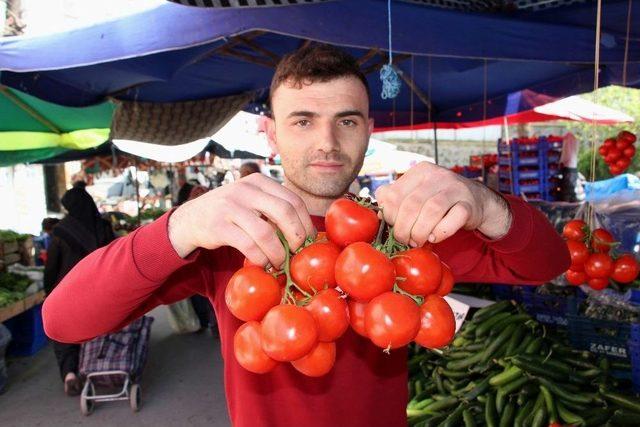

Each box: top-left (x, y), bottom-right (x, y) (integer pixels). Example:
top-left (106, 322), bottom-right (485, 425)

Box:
top-left (233, 321), bottom-right (278, 374)
top-left (588, 278), bottom-right (609, 291)
top-left (611, 254), bottom-right (640, 284)
top-left (414, 295), bottom-right (456, 349)
top-left (291, 341), bottom-right (336, 377)
top-left (609, 164), bottom-right (624, 176)
top-left (392, 247), bottom-right (443, 296)
top-left (566, 240), bottom-right (589, 271)
top-left (562, 219), bottom-right (587, 241)
top-left (335, 242), bottom-right (396, 301)
top-left (325, 198), bottom-right (379, 247)
top-left (615, 138), bottom-right (633, 150)
top-left (591, 228), bottom-right (615, 253)
top-left (603, 138), bottom-right (617, 149)
top-left (619, 130), bottom-right (637, 144)
top-left (261, 305), bottom-right (318, 362)
top-left (565, 269), bottom-right (587, 286)
top-left (290, 241), bottom-right (341, 293)
top-left (348, 299), bottom-right (368, 337)
top-left (436, 263), bottom-right (455, 297)
top-left (364, 292), bottom-right (420, 350)
top-left (623, 145), bottom-right (636, 158)
top-left (225, 266), bottom-right (282, 322)
top-left (598, 145), bottom-right (609, 156)
top-left (584, 253), bottom-right (614, 279)
top-left (305, 289), bottom-right (349, 342)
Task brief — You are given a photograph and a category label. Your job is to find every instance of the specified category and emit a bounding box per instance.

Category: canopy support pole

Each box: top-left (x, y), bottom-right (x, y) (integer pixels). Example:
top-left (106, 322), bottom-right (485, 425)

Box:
top-left (392, 64), bottom-right (433, 112)
top-left (0, 85), bottom-right (61, 134)
top-left (433, 121), bottom-right (439, 165)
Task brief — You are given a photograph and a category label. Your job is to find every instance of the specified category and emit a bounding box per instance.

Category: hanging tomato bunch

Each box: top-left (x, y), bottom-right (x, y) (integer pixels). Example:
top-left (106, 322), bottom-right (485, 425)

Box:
top-left (598, 130), bottom-right (637, 176)
top-left (562, 219), bottom-right (639, 290)
top-left (229, 196), bottom-right (457, 376)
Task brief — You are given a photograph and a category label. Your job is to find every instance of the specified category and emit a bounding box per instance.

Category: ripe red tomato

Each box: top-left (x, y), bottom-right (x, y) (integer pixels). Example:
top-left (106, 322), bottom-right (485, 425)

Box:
top-left (591, 228), bottom-right (615, 253)
top-left (566, 240), bottom-right (589, 271)
top-left (603, 138), bottom-right (617, 148)
top-left (623, 145), bottom-right (636, 158)
top-left (588, 278), bottom-right (609, 291)
top-left (566, 269), bottom-right (587, 286)
top-left (348, 299), bottom-right (368, 337)
top-left (584, 253), bottom-right (614, 279)
top-left (414, 295), bottom-right (456, 349)
top-left (261, 305), bottom-right (318, 362)
top-left (616, 138), bottom-right (633, 150)
top-left (290, 241), bottom-right (341, 293)
top-left (606, 148), bottom-right (622, 162)
top-left (598, 145), bottom-right (609, 156)
top-left (616, 157), bottom-right (632, 171)
top-left (365, 292), bottom-right (420, 350)
top-left (436, 263), bottom-right (455, 297)
top-left (562, 219), bottom-right (587, 241)
top-left (335, 242), bottom-right (396, 301)
top-left (305, 289), bottom-right (349, 342)
top-left (618, 130), bottom-right (637, 144)
top-left (233, 321), bottom-right (278, 374)
top-left (611, 254), bottom-right (640, 284)
top-left (609, 164), bottom-right (624, 175)
top-left (291, 341), bottom-right (336, 377)
top-left (392, 247), bottom-right (443, 296)
top-left (325, 198), bottom-right (379, 247)
top-left (225, 266), bottom-right (282, 322)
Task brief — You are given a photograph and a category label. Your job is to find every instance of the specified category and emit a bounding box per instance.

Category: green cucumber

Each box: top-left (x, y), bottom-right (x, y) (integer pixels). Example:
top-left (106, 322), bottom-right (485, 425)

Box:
top-left (513, 399), bottom-right (534, 427)
top-left (475, 312), bottom-right (513, 338)
top-left (556, 401), bottom-right (585, 426)
top-left (537, 377), bottom-right (593, 405)
top-left (489, 366), bottom-right (522, 387)
top-left (481, 323), bottom-right (517, 363)
top-left (600, 390), bottom-right (640, 413)
top-left (485, 392), bottom-right (498, 427)
top-left (472, 300), bottom-right (512, 322)
top-left (462, 409), bottom-right (476, 427)
top-left (540, 385), bottom-right (559, 423)
top-left (499, 401), bottom-right (516, 427)
top-left (497, 376), bottom-right (529, 397)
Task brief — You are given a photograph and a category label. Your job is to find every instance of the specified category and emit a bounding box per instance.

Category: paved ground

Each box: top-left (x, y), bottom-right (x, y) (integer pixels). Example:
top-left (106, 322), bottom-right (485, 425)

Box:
top-left (0, 307), bottom-right (231, 427)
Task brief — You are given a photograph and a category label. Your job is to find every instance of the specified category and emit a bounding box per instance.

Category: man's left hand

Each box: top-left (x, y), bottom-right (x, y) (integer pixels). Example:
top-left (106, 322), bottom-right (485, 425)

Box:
top-left (375, 162), bottom-right (512, 247)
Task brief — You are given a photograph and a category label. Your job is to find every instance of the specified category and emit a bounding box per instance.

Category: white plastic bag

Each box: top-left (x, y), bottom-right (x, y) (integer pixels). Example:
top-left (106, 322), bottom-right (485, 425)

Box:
top-left (166, 299), bottom-right (201, 334)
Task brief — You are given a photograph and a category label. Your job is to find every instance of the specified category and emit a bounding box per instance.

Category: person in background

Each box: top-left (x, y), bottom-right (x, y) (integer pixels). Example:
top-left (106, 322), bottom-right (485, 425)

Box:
top-left (239, 161), bottom-right (261, 178)
top-left (43, 187), bottom-right (115, 396)
top-left (187, 185), bottom-right (217, 334)
top-left (559, 132), bottom-right (580, 202)
top-left (36, 218), bottom-right (60, 266)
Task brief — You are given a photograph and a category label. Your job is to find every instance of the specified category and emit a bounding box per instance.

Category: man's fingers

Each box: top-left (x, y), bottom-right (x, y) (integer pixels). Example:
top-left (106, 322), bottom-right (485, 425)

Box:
top-left (223, 222), bottom-right (272, 267)
top-left (392, 189), bottom-right (428, 245)
top-left (428, 201), bottom-right (471, 244)
top-left (408, 192), bottom-right (452, 247)
top-left (375, 184), bottom-right (401, 226)
top-left (245, 174), bottom-right (316, 239)
top-left (241, 186), bottom-right (307, 253)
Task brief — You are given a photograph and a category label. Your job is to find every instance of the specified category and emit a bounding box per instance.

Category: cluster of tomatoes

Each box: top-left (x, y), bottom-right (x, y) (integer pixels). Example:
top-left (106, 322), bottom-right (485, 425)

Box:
top-left (598, 130), bottom-right (637, 176)
top-left (228, 197), bottom-right (457, 377)
top-left (563, 219), bottom-right (639, 290)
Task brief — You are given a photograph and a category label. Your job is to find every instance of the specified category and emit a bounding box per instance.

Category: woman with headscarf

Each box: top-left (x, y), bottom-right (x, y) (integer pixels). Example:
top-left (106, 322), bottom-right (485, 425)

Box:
top-left (44, 187), bottom-right (115, 396)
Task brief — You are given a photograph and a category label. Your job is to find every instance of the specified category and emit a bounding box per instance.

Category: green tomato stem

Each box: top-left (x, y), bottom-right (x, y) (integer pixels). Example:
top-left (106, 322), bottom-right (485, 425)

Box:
top-left (276, 230), bottom-right (313, 304)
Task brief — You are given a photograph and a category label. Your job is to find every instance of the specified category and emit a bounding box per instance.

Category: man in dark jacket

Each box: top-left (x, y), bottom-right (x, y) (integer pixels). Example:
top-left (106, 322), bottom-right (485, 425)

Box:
top-left (44, 187), bottom-right (115, 395)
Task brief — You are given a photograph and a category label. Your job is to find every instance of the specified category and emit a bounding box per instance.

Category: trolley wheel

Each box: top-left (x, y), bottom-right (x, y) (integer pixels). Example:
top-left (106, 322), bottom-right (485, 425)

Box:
top-left (130, 383), bottom-right (141, 412)
top-left (80, 383), bottom-right (95, 416)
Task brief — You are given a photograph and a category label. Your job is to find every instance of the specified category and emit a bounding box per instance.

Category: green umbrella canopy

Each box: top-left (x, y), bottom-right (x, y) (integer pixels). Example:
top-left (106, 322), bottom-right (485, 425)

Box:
top-left (0, 86), bottom-right (113, 161)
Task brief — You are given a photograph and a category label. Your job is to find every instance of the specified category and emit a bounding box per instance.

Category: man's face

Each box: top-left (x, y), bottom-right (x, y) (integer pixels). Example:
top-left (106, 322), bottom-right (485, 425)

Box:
top-left (267, 76), bottom-right (373, 198)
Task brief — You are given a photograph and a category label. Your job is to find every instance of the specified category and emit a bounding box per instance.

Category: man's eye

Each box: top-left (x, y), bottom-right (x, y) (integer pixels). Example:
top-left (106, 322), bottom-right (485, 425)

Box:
top-left (340, 119), bottom-right (356, 127)
top-left (296, 119), bottom-right (310, 127)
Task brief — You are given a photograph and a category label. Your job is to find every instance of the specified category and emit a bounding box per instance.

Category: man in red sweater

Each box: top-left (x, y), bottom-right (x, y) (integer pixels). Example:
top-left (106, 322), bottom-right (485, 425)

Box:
top-left (43, 45), bottom-right (569, 427)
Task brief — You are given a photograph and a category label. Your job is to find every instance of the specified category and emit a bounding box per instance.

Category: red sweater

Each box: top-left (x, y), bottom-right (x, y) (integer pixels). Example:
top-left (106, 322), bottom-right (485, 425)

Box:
top-left (43, 196), bottom-right (569, 427)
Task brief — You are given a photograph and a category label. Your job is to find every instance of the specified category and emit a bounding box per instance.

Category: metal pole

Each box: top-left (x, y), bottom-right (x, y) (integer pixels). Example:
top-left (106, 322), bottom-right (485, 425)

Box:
top-left (133, 158), bottom-right (141, 228)
top-left (433, 122), bottom-right (439, 165)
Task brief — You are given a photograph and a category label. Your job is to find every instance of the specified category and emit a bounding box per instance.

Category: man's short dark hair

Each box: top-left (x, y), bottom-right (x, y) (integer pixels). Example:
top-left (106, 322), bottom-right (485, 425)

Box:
top-left (269, 44), bottom-right (369, 108)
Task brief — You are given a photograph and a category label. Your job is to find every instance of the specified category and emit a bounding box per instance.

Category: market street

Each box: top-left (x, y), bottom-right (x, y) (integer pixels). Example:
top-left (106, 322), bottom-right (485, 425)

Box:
top-left (0, 306), bottom-right (231, 427)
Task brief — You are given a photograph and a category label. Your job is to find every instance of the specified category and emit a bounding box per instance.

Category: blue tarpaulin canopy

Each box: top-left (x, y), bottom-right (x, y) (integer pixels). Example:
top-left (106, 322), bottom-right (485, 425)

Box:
top-left (0, 0), bottom-right (638, 129)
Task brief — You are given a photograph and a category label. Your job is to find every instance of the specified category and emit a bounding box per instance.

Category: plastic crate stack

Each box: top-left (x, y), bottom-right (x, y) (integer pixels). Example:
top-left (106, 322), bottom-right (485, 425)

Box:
top-left (497, 136), bottom-right (562, 201)
top-left (630, 324), bottom-right (640, 393)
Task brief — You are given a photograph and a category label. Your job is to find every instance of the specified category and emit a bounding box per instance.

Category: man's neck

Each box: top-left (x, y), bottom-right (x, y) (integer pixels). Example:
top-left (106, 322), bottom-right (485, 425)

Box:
top-left (283, 179), bottom-right (337, 217)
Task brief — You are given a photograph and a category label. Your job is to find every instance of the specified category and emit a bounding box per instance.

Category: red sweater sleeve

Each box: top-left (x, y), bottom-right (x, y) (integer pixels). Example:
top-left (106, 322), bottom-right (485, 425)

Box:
top-left (433, 196), bottom-right (570, 285)
top-left (42, 211), bottom-right (209, 344)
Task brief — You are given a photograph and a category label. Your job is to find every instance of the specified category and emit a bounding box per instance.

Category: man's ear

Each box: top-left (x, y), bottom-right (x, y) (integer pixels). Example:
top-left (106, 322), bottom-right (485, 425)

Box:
top-left (265, 117), bottom-right (278, 156)
top-left (367, 117), bottom-right (374, 137)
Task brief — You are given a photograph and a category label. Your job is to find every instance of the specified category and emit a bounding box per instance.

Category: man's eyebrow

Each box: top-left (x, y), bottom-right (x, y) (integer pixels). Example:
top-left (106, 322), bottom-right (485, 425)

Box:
top-left (286, 111), bottom-right (319, 119)
top-left (335, 110), bottom-right (365, 119)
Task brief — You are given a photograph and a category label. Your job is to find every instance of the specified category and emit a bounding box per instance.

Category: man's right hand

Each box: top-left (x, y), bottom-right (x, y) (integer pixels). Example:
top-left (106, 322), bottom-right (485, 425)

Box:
top-left (167, 174), bottom-right (315, 267)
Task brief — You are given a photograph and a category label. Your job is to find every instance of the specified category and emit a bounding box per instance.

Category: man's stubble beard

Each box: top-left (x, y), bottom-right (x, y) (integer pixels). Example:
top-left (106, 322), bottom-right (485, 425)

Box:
top-left (281, 154), bottom-right (365, 198)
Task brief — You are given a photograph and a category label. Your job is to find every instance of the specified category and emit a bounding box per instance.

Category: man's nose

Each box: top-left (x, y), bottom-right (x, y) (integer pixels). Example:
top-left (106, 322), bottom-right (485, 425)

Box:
top-left (314, 121), bottom-right (340, 153)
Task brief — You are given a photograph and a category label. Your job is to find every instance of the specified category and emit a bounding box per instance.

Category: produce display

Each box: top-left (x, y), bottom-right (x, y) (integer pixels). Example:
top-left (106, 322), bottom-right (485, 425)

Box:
top-left (0, 272), bottom-right (33, 307)
top-left (562, 220), bottom-right (639, 290)
top-left (407, 300), bottom-right (640, 427)
top-left (228, 196), bottom-right (456, 376)
top-left (598, 131), bottom-right (637, 176)
top-left (0, 230), bottom-right (30, 243)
